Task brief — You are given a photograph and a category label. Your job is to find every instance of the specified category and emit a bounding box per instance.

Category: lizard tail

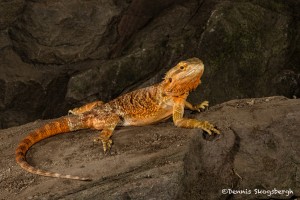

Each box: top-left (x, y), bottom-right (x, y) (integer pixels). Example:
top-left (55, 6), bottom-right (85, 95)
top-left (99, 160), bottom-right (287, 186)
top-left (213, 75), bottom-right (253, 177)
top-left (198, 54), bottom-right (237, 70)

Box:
top-left (15, 117), bottom-right (91, 181)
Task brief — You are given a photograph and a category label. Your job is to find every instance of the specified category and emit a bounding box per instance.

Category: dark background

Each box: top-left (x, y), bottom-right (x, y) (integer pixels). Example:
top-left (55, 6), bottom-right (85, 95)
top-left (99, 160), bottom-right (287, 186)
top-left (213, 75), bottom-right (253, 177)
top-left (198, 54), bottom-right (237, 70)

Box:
top-left (0, 0), bottom-right (299, 128)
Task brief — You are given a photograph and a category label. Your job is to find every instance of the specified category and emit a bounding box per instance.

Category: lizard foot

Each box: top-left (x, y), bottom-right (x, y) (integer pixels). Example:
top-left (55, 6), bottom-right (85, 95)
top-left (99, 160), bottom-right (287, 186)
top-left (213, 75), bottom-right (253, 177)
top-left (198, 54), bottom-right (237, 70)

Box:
top-left (200, 121), bottom-right (220, 135)
top-left (94, 137), bottom-right (113, 154)
top-left (192, 101), bottom-right (209, 112)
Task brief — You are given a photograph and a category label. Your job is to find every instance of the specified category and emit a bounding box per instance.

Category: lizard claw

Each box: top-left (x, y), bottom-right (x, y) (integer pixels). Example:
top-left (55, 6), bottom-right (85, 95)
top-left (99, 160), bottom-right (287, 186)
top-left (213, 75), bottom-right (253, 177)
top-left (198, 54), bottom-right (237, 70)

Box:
top-left (95, 138), bottom-right (113, 154)
top-left (210, 127), bottom-right (220, 135)
top-left (201, 121), bottom-right (220, 135)
top-left (202, 128), bottom-right (212, 135)
top-left (102, 139), bottom-right (112, 154)
top-left (194, 101), bottom-right (209, 112)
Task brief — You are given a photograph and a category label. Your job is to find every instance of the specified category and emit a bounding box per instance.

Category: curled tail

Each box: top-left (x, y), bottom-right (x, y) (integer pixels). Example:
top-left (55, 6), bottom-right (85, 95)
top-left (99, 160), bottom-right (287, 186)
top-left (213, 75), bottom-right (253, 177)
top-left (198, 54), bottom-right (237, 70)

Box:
top-left (15, 117), bottom-right (91, 181)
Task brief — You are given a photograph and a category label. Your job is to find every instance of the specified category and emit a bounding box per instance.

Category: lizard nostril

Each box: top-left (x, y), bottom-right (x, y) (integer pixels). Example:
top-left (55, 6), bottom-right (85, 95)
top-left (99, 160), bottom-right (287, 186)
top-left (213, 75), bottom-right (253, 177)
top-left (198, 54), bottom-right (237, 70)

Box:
top-left (168, 78), bottom-right (172, 82)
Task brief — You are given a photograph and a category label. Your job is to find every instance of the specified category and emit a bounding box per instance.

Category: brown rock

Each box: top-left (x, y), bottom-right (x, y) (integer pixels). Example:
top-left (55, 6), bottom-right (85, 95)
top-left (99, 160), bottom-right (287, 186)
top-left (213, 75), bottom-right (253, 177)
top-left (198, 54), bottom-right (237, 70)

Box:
top-left (0, 0), bottom-right (299, 129)
top-left (0, 96), bottom-right (298, 199)
top-left (0, 0), bottom-right (24, 30)
top-left (9, 0), bottom-right (120, 64)
top-left (0, 47), bottom-right (72, 128)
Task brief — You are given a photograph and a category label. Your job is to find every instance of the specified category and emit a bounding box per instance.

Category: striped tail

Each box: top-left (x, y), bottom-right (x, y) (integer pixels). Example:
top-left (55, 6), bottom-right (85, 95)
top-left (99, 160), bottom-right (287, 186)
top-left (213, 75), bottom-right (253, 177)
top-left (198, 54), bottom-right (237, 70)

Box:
top-left (15, 117), bottom-right (91, 181)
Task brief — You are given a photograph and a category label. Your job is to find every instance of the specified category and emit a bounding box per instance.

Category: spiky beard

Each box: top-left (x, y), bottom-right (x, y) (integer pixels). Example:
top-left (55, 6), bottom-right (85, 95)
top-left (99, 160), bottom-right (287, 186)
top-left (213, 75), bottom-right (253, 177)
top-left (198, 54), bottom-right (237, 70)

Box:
top-left (162, 74), bottom-right (201, 97)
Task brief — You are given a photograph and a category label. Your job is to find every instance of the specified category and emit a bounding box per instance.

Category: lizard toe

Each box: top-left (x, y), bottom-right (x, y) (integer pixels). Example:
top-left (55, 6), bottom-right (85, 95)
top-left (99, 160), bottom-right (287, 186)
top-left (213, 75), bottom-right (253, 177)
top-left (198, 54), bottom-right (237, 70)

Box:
top-left (203, 128), bottom-right (212, 135)
top-left (101, 139), bottom-right (113, 154)
top-left (195, 101), bottom-right (209, 112)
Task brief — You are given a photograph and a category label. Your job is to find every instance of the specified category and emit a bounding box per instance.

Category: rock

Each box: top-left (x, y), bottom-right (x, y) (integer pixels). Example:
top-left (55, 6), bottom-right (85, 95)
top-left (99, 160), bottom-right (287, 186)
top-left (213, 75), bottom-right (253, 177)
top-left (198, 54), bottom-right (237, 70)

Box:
top-left (0, 30), bottom-right (11, 49)
top-left (0, 96), bottom-right (298, 199)
top-left (187, 0), bottom-right (300, 105)
top-left (0, 47), bottom-right (74, 128)
top-left (0, 0), bottom-right (25, 30)
top-left (9, 0), bottom-right (120, 64)
top-left (110, 0), bottom-right (179, 57)
top-left (118, 0), bottom-right (300, 105)
top-left (66, 48), bottom-right (165, 103)
top-left (0, 0), bottom-right (299, 129)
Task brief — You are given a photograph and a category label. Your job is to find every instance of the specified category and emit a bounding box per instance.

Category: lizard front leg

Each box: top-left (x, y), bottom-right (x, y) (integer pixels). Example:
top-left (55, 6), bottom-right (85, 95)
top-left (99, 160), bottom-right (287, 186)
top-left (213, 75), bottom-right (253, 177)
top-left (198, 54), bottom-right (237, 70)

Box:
top-left (93, 114), bottom-right (120, 153)
top-left (174, 101), bottom-right (220, 135)
top-left (69, 101), bottom-right (104, 115)
top-left (185, 100), bottom-right (209, 112)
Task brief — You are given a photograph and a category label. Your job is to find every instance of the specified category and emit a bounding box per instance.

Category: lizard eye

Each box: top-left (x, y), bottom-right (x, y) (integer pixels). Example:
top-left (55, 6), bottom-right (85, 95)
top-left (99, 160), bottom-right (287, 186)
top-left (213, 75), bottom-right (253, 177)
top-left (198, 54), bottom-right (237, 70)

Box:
top-left (180, 66), bottom-right (185, 70)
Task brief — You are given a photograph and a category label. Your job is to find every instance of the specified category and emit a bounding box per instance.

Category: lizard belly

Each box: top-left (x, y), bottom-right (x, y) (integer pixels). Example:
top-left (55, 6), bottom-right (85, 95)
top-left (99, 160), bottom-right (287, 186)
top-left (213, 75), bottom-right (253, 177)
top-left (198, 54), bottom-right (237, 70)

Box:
top-left (122, 108), bottom-right (173, 126)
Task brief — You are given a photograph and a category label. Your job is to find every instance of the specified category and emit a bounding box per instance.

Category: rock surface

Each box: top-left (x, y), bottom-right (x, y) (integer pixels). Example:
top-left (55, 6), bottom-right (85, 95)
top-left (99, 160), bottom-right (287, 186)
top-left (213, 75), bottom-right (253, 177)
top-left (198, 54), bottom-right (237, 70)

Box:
top-left (9, 0), bottom-right (120, 64)
top-left (0, 96), bottom-right (299, 199)
top-left (0, 47), bottom-right (76, 128)
top-left (0, 0), bottom-right (299, 128)
top-left (0, 0), bottom-right (24, 30)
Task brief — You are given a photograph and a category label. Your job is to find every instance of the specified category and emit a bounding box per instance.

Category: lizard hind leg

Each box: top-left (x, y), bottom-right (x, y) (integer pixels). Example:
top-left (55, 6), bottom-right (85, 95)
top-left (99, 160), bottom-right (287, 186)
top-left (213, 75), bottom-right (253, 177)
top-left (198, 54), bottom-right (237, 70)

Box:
top-left (93, 114), bottom-right (120, 154)
top-left (96, 129), bottom-right (114, 154)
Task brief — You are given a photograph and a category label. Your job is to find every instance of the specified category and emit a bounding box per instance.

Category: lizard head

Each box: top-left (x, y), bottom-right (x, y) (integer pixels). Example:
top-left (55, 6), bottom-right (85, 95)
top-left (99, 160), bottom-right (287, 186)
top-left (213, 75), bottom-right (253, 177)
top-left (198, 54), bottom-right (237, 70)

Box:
top-left (162, 57), bottom-right (204, 96)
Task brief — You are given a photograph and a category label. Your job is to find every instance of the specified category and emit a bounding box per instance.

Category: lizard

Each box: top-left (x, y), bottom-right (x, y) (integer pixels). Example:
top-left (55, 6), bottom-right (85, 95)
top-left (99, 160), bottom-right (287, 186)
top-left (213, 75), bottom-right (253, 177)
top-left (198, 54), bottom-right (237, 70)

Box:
top-left (15, 57), bottom-right (220, 181)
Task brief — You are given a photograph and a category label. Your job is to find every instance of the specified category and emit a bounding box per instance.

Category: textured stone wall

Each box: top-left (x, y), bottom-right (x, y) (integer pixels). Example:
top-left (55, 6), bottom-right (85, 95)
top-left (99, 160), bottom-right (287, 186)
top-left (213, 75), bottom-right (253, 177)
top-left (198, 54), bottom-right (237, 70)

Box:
top-left (0, 0), bottom-right (299, 128)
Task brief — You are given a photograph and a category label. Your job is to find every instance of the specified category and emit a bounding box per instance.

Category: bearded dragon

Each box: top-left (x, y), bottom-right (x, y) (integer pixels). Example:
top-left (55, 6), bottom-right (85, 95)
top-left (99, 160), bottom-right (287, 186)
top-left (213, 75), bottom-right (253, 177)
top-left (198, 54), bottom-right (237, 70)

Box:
top-left (16, 58), bottom-right (220, 181)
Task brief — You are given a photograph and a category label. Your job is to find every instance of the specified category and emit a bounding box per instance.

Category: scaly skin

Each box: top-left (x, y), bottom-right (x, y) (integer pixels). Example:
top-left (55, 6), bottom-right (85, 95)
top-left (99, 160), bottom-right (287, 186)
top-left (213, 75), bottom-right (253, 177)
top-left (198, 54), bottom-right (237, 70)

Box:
top-left (16, 57), bottom-right (220, 181)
